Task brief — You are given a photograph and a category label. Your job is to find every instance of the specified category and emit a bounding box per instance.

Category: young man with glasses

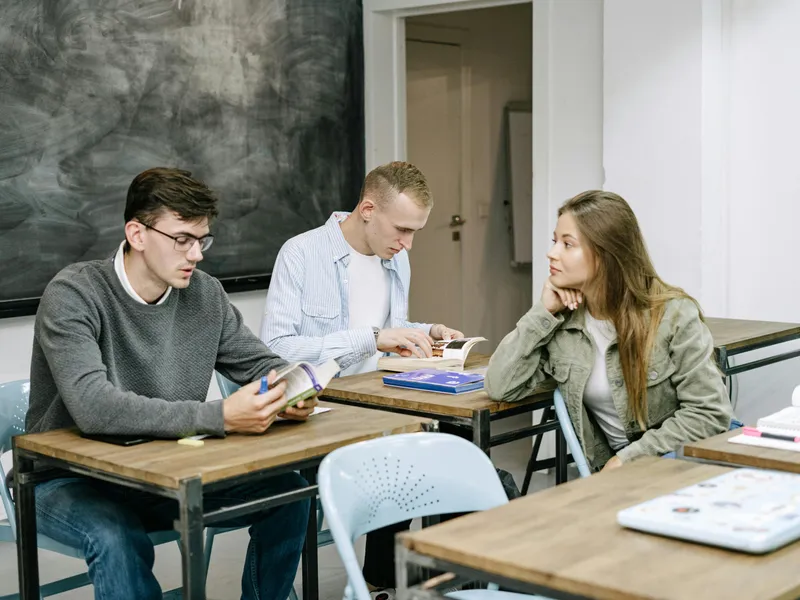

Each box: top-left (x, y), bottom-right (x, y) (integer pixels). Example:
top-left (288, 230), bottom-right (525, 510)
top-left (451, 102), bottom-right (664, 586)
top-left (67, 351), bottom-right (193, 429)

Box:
top-left (27, 168), bottom-right (312, 600)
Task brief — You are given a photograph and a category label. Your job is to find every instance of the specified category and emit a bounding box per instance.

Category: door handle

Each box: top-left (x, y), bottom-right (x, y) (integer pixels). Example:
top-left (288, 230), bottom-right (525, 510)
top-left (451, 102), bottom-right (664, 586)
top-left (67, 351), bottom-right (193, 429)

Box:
top-left (449, 214), bottom-right (466, 227)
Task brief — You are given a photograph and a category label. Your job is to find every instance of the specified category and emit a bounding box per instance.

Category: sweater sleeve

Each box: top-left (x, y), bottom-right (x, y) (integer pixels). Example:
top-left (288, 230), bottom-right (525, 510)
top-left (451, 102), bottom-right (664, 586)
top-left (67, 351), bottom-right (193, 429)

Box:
top-left (214, 279), bottom-right (289, 385)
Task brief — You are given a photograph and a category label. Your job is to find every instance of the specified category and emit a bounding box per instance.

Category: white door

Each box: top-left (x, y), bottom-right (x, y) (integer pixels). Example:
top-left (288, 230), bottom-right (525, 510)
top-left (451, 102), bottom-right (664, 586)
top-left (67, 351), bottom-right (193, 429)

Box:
top-left (405, 33), bottom-right (465, 333)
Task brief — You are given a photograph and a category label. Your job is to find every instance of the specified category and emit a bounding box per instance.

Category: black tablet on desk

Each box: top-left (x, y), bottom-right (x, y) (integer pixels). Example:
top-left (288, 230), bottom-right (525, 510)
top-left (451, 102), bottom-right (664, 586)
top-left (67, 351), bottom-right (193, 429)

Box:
top-left (80, 433), bottom-right (152, 446)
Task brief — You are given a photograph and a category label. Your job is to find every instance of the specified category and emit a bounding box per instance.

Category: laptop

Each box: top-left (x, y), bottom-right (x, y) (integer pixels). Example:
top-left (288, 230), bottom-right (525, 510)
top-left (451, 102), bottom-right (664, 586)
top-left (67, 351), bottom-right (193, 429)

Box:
top-left (617, 468), bottom-right (800, 554)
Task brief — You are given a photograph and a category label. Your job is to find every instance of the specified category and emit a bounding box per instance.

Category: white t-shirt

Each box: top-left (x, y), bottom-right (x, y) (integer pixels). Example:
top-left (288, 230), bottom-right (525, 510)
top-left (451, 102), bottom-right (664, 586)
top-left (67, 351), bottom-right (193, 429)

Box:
top-left (583, 313), bottom-right (629, 451)
top-left (339, 246), bottom-right (391, 376)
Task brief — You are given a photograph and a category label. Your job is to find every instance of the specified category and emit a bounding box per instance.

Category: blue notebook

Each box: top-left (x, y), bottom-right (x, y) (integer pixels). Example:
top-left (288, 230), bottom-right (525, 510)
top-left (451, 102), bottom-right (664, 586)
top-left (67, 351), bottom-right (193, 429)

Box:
top-left (382, 369), bottom-right (485, 394)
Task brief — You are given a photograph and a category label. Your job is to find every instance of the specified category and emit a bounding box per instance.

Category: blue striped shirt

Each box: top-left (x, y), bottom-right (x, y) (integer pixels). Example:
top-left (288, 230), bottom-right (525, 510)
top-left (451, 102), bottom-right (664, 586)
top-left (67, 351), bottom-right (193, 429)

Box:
top-left (261, 212), bottom-right (432, 370)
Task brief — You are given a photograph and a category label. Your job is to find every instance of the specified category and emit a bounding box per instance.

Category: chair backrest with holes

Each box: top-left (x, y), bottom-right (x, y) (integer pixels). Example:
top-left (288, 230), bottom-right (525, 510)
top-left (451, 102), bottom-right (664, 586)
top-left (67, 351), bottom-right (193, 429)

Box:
top-left (319, 432), bottom-right (507, 540)
top-left (318, 432), bottom-right (509, 600)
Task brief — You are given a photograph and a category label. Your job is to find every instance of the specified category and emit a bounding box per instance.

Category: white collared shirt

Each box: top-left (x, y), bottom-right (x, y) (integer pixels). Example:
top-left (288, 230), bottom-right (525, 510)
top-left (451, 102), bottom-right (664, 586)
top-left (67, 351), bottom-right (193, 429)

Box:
top-left (113, 241), bottom-right (172, 305)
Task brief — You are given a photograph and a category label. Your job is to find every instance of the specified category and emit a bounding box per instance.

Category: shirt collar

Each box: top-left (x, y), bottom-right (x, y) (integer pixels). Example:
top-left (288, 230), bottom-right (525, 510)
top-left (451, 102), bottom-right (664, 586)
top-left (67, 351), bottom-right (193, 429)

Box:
top-left (114, 241), bottom-right (172, 305)
top-left (324, 212), bottom-right (399, 272)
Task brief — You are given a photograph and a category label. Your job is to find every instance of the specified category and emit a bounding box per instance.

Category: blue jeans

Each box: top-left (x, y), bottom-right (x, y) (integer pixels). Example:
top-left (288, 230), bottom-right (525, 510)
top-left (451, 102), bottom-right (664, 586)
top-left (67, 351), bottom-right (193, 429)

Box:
top-left (35, 472), bottom-right (310, 600)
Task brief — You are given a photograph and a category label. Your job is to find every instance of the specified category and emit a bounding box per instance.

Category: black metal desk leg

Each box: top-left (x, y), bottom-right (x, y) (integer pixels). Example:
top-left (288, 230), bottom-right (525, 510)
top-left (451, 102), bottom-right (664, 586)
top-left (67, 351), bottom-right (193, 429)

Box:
top-left (301, 468), bottom-right (319, 600)
top-left (472, 409), bottom-right (491, 456)
top-left (13, 444), bottom-right (39, 600)
top-left (522, 406), bottom-right (554, 495)
top-left (555, 426), bottom-right (568, 485)
top-left (178, 477), bottom-right (205, 600)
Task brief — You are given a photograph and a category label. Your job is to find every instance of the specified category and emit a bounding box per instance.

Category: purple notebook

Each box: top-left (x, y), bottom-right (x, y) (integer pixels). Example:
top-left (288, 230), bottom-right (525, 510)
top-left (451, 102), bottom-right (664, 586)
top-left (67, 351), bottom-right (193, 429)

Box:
top-left (382, 369), bottom-right (485, 394)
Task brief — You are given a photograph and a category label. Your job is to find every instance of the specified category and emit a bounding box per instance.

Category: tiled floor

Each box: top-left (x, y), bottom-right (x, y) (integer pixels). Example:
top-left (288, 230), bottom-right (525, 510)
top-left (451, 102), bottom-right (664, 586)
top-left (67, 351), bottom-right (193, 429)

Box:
top-left (0, 415), bottom-right (561, 600)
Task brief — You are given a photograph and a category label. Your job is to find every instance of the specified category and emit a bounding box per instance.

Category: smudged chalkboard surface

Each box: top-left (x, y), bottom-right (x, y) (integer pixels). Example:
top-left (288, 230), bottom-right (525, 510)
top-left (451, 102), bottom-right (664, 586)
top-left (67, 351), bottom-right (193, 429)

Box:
top-left (0, 0), bottom-right (364, 316)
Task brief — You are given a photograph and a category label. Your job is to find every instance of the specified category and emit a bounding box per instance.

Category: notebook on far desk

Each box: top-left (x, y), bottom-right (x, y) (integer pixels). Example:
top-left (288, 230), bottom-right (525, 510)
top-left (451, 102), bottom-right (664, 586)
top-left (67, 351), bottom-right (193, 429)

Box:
top-left (617, 468), bottom-right (800, 554)
top-left (728, 433), bottom-right (800, 453)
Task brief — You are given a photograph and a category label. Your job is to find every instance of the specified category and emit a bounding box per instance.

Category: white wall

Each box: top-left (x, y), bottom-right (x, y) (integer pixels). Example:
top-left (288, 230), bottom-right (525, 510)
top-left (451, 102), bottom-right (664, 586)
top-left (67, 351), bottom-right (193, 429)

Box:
top-left (0, 290), bottom-right (267, 400)
top-left (604, 0), bottom-right (704, 298)
top-left (723, 0), bottom-right (800, 422)
top-left (603, 0), bottom-right (800, 423)
top-left (727, 0), bottom-right (800, 321)
top-left (531, 0), bottom-right (605, 296)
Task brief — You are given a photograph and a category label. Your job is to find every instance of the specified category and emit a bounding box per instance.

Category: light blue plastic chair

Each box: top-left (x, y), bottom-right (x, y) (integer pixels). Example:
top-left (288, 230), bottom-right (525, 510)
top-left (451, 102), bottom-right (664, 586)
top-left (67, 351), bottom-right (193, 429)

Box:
top-left (552, 388), bottom-right (592, 479)
top-left (0, 379), bottom-right (181, 600)
top-left (553, 387), bottom-right (744, 469)
top-left (318, 432), bottom-right (547, 600)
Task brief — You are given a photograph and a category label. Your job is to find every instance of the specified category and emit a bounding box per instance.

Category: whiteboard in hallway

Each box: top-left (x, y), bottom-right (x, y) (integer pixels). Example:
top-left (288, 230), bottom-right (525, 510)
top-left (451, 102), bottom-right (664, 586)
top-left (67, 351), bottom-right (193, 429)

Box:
top-left (506, 103), bottom-right (532, 265)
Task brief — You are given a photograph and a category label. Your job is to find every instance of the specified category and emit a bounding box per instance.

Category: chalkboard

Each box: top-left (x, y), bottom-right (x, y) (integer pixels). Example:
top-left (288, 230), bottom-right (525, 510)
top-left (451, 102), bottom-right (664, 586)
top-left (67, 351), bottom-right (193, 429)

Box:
top-left (0, 0), bottom-right (364, 317)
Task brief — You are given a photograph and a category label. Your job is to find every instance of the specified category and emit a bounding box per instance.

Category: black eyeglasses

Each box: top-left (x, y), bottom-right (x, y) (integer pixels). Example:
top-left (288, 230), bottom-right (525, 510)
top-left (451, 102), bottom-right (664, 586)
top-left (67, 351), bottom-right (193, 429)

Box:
top-left (143, 224), bottom-right (214, 252)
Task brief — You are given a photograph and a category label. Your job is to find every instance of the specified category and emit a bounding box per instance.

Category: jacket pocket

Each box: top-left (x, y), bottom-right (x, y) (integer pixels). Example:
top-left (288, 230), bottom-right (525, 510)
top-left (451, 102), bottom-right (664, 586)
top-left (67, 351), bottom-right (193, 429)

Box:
top-left (646, 355), bottom-right (678, 424)
top-left (545, 361), bottom-right (571, 384)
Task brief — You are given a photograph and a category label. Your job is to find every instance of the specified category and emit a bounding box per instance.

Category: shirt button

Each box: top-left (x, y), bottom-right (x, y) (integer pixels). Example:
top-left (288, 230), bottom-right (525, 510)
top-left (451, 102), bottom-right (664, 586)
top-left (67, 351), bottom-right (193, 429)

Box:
top-left (540, 318), bottom-right (551, 327)
top-left (615, 379), bottom-right (623, 387)
top-left (344, 279), bottom-right (348, 284)
top-left (649, 371), bottom-right (658, 381)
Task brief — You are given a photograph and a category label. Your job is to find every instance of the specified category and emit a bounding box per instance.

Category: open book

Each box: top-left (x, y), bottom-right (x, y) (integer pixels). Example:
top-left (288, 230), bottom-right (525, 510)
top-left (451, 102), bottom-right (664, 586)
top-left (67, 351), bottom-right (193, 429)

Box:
top-left (275, 359), bottom-right (340, 406)
top-left (377, 337), bottom-right (487, 373)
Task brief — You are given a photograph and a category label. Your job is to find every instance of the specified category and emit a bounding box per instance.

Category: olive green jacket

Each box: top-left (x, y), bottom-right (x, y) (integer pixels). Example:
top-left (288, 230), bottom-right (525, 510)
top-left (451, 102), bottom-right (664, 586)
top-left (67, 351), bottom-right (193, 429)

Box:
top-left (485, 299), bottom-right (733, 470)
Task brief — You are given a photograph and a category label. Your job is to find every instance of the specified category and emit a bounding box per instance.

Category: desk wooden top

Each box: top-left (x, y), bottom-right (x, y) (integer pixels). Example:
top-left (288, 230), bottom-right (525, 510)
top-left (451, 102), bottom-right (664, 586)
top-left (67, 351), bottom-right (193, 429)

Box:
top-left (15, 402), bottom-right (429, 490)
top-left (706, 317), bottom-right (800, 352)
top-left (322, 354), bottom-right (555, 418)
top-left (684, 430), bottom-right (800, 473)
top-left (401, 458), bottom-right (800, 600)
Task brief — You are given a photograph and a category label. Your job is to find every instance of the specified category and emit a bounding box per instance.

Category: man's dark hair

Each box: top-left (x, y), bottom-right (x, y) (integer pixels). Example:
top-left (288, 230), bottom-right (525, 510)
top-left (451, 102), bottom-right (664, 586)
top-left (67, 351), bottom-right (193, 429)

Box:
top-left (124, 167), bottom-right (219, 228)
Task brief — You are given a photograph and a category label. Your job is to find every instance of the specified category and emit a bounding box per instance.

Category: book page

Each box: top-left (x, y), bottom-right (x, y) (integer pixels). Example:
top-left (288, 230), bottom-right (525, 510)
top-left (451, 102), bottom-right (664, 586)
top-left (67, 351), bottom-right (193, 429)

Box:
top-left (378, 337), bottom-right (486, 372)
top-left (312, 359), bottom-right (341, 389)
top-left (275, 359), bottom-right (341, 406)
top-left (432, 337), bottom-right (487, 360)
top-left (275, 364), bottom-right (315, 405)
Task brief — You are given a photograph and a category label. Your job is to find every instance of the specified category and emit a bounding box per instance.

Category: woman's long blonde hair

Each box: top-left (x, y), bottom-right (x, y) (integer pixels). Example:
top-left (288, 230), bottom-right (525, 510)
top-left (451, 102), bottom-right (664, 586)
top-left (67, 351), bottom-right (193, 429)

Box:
top-left (559, 191), bottom-right (701, 430)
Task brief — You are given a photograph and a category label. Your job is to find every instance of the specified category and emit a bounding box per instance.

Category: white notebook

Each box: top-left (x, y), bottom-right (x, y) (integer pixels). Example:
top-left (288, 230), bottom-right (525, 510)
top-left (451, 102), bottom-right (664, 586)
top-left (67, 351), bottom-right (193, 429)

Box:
top-left (758, 407), bottom-right (800, 435)
top-left (729, 433), bottom-right (800, 453)
top-left (618, 468), bottom-right (800, 554)
top-left (756, 384), bottom-right (800, 435)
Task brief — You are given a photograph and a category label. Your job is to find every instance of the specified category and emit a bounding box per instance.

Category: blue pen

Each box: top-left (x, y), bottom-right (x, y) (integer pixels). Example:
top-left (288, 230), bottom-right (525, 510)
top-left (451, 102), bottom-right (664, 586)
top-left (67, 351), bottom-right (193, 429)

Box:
top-left (259, 376), bottom-right (269, 394)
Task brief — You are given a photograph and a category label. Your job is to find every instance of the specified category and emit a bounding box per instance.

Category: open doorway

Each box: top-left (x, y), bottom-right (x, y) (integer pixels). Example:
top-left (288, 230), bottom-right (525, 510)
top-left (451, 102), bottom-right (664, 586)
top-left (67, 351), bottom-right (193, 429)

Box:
top-left (405, 3), bottom-right (533, 349)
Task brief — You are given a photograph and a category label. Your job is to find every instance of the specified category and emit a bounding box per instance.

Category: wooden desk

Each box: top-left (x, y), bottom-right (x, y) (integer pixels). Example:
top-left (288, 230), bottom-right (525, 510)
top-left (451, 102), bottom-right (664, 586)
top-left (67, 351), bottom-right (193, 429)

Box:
top-left (321, 354), bottom-right (565, 482)
top-left (683, 430), bottom-right (800, 473)
top-left (322, 354), bottom-right (555, 451)
top-left (397, 458), bottom-right (800, 600)
top-left (13, 402), bottom-right (430, 600)
top-left (707, 317), bottom-right (800, 377)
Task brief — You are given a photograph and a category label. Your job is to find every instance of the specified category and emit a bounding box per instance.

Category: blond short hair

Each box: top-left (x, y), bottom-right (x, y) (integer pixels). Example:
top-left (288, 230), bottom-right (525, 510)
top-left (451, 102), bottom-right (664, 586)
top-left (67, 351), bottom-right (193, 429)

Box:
top-left (359, 161), bottom-right (433, 208)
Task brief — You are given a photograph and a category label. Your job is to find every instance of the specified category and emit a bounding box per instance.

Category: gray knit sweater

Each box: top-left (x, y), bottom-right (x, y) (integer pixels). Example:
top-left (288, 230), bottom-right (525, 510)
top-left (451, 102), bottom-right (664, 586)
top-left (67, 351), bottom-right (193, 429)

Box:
top-left (27, 256), bottom-right (286, 438)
